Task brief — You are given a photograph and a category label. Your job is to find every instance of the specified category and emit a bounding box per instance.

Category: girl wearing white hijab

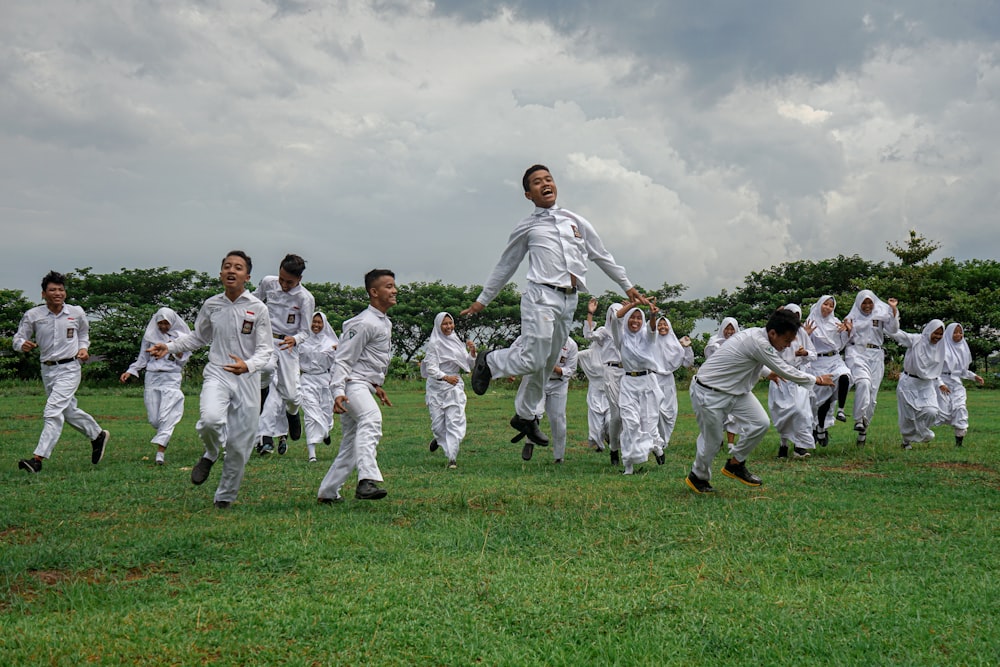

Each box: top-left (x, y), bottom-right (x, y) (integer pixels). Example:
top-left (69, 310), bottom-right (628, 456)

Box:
top-left (891, 320), bottom-right (947, 449)
top-left (299, 312), bottom-right (339, 462)
top-left (120, 307), bottom-right (191, 465)
top-left (705, 317), bottom-right (742, 448)
top-left (583, 299), bottom-right (626, 466)
top-left (937, 323), bottom-right (984, 446)
top-left (804, 295), bottom-right (852, 446)
top-left (615, 302), bottom-right (665, 474)
top-left (652, 314), bottom-right (694, 450)
top-left (769, 304), bottom-right (817, 458)
top-left (423, 312), bottom-right (476, 469)
top-left (576, 346), bottom-right (610, 451)
top-left (844, 290), bottom-right (900, 445)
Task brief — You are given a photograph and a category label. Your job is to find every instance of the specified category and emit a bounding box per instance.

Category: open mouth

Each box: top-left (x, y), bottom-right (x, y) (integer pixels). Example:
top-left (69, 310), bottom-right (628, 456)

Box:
top-left (541, 187), bottom-right (553, 196)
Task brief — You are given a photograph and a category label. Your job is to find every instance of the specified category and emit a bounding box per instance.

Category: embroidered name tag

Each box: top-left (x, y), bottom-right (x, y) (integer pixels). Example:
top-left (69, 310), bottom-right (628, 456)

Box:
top-left (287, 313), bottom-right (296, 324)
top-left (241, 320), bottom-right (255, 334)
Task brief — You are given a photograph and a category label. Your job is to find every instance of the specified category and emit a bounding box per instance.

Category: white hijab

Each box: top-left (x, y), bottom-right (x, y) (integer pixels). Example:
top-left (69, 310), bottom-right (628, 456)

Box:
top-left (846, 289), bottom-right (893, 323)
top-left (707, 317), bottom-right (740, 349)
top-left (143, 307), bottom-right (190, 344)
top-left (428, 312), bottom-right (471, 372)
top-left (943, 322), bottom-right (972, 372)
top-left (806, 295), bottom-right (842, 349)
top-left (652, 314), bottom-right (685, 372)
top-left (903, 319), bottom-right (946, 378)
top-left (301, 311), bottom-right (338, 353)
top-left (619, 307), bottom-right (655, 369)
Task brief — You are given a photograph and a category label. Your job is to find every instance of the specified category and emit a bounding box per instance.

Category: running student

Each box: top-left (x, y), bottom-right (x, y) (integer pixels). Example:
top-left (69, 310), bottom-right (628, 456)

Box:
top-left (937, 323), bottom-right (984, 447)
top-left (704, 317), bottom-right (742, 449)
top-left (576, 344), bottom-right (610, 452)
top-left (149, 251), bottom-right (275, 509)
top-left (462, 164), bottom-right (648, 450)
top-left (583, 300), bottom-right (626, 465)
top-left (768, 304), bottom-right (817, 459)
top-left (616, 302), bottom-right (666, 475)
top-left (120, 307), bottom-right (191, 465)
top-left (528, 336), bottom-right (578, 464)
top-left (299, 312), bottom-right (339, 463)
top-left (651, 313), bottom-right (694, 451)
top-left (15, 270), bottom-right (110, 473)
top-left (844, 290), bottom-right (899, 446)
top-left (890, 320), bottom-right (948, 450)
top-left (804, 295), bottom-right (852, 447)
top-left (685, 309), bottom-right (833, 494)
top-left (423, 311), bottom-right (477, 470)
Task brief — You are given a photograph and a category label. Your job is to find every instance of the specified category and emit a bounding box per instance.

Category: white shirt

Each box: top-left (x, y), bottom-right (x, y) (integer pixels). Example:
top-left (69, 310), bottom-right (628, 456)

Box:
top-left (167, 291), bottom-right (274, 374)
top-left (695, 328), bottom-right (816, 395)
top-left (13, 304), bottom-right (89, 362)
top-left (476, 206), bottom-right (633, 306)
top-left (549, 338), bottom-right (579, 383)
top-left (332, 305), bottom-right (392, 397)
top-left (254, 275), bottom-right (315, 343)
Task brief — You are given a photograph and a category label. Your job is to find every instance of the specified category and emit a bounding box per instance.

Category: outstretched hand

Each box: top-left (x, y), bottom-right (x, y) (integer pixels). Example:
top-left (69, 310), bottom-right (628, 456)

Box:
top-left (461, 301), bottom-right (484, 317)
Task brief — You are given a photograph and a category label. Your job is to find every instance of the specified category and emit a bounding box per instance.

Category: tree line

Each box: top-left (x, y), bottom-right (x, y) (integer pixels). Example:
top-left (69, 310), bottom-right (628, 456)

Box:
top-left (2, 231), bottom-right (997, 383)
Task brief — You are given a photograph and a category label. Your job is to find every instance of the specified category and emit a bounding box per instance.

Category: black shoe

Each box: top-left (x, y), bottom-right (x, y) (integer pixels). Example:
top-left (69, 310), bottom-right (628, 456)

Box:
top-left (814, 427), bottom-right (828, 447)
top-left (355, 479), bottom-right (388, 500)
top-left (287, 411), bottom-right (302, 441)
top-left (18, 458), bottom-right (42, 473)
top-left (429, 439), bottom-right (439, 452)
top-left (793, 447), bottom-right (811, 459)
top-left (191, 456), bottom-right (215, 485)
top-left (655, 451), bottom-right (665, 465)
top-left (447, 459), bottom-right (458, 469)
top-left (685, 472), bottom-right (716, 494)
top-left (471, 350), bottom-right (492, 395)
top-left (554, 458), bottom-right (562, 464)
top-left (777, 445), bottom-right (789, 459)
top-left (722, 459), bottom-right (762, 487)
top-left (856, 431), bottom-right (867, 447)
top-left (323, 435), bottom-right (331, 445)
top-left (610, 449), bottom-right (620, 466)
top-left (317, 496), bottom-right (344, 504)
top-left (91, 429), bottom-right (109, 464)
top-left (510, 415), bottom-right (549, 445)
top-left (836, 409), bottom-right (847, 422)
top-left (956, 436), bottom-right (964, 447)
top-left (258, 435), bottom-right (273, 456)
top-left (901, 442), bottom-right (912, 450)
top-left (277, 435), bottom-right (288, 455)
top-left (214, 500), bottom-right (231, 509)
top-left (521, 440), bottom-right (534, 461)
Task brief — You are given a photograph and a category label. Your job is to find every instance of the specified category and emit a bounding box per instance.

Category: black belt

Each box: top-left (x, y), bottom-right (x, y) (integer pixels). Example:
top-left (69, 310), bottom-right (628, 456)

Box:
top-left (902, 371), bottom-right (929, 381)
top-left (851, 342), bottom-right (881, 349)
top-left (625, 370), bottom-right (650, 377)
top-left (42, 357), bottom-right (76, 366)
top-left (540, 283), bottom-right (577, 295)
top-left (818, 351), bottom-right (838, 357)
top-left (605, 362), bottom-right (622, 368)
top-left (695, 377), bottom-right (723, 392)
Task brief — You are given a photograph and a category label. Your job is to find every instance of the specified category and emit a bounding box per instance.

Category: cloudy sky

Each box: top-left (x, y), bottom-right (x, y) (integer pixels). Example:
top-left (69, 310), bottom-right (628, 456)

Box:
top-left (3, 0), bottom-right (998, 305)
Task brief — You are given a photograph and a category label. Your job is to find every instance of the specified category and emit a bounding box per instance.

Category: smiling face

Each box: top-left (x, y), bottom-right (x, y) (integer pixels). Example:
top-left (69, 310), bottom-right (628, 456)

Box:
top-left (860, 298), bottom-right (874, 315)
top-left (42, 282), bottom-right (67, 312)
top-left (368, 275), bottom-right (398, 312)
top-left (656, 319), bottom-right (670, 335)
top-left (723, 323), bottom-right (735, 338)
top-left (220, 255), bottom-right (250, 296)
top-left (952, 325), bottom-right (964, 343)
top-left (930, 326), bottom-right (945, 344)
top-left (440, 314), bottom-right (455, 336)
top-left (524, 169), bottom-right (558, 208)
top-left (311, 314), bottom-right (323, 334)
top-left (821, 298), bottom-right (835, 318)
top-left (156, 320), bottom-right (171, 334)
top-left (768, 329), bottom-right (798, 351)
top-left (627, 310), bottom-right (643, 332)
top-left (278, 267), bottom-right (301, 292)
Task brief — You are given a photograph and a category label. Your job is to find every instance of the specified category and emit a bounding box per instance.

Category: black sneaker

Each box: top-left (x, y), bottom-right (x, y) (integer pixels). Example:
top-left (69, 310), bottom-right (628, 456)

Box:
top-left (793, 447), bottom-right (811, 459)
top-left (277, 435), bottom-right (288, 455)
top-left (955, 436), bottom-right (964, 447)
top-left (521, 440), bottom-right (534, 461)
top-left (777, 445), bottom-right (789, 459)
top-left (429, 439), bottom-right (439, 452)
top-left (317, 496), bottom-right (344, 505)
top-left (856, 431), bottom-right (867, 447)
top-left (471, 350), bottom-right (492, 395)
top-left (836, 409), bottom-right (847, 422)
top-left (355, 479), bottom-right (387, 500)
top-left (685, 472), bottom-right (716, 494)
top-left (722, 459), bottom-right (762, 486)
top-left (610, 449), bottom-right (620, 466)
top-left (258, 436), bottom-right (273, 456)
top-left (655, 451), bottom-right (666, 465)
top-left (286, 411), bottom-right (302, 441)
top-left (18, 458), bottom-right (42, 473)
top-left (510, 415), bottom-right (549, 446)
top-left (191, 456), bottom-right (215, 485)
top-left (91, 429), bottom-right (109, 464)
top-left (214, 500), bottom-right (231, 509)
top-left (323, 435), bottom-right (331, 445)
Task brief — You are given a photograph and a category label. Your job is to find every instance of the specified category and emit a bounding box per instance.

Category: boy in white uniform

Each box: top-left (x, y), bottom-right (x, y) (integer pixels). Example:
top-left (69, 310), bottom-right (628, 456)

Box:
top-left (686, 309), bottom-right (833, 494)
top-left (120, 307), bottom-right (191, 465)
top-left (317, 269), bottom-right (397, 503)
top-left (526, 336), bottom-right (578, 463)
top-left (255, 254), bottom-right (315, 455)
top-left (16, 271), bottom-right (110, 473)
top-left (149, 251), bottom-right (274, 509)
top-left (463, 164), bottom-right (647, 450)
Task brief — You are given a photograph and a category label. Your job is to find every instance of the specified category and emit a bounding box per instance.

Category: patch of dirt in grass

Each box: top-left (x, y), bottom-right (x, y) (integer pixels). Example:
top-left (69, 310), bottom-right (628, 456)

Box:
top-left (820, 461), bottom-right (887, 477)
top-left (0, 526), bottom-right (42, 545)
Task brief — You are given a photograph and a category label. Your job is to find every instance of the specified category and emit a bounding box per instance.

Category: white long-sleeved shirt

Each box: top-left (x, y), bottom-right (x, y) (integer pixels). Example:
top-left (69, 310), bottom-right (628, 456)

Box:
top-left (476, 206), bottom-right (633, 306)
top-left (549, 338), bottom-right (579, 383)
top-left (126, 337), bottom-right (187, 375)
top-left (331, 305), bottom-right (392, 397)
top-left (583, 319), bottom-right (622, 365)
top-left (848, 312), bottom-right (899, 348)
top-left (254, 275), bottom-right (315, 344)
top-left (167, 291), bottom-right (274, 374)
top-left (13, 304), bottom-right (90, 362)
top-left (695, 328), bottom-right (816, 395)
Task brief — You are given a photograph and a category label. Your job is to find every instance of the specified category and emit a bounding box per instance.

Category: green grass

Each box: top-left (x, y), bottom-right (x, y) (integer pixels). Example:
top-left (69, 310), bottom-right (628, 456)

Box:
top-left (1, 379), bottom-right (998, 666)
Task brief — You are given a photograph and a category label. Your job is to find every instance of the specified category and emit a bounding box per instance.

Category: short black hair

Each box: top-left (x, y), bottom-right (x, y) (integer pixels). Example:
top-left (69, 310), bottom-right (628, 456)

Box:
top-left (522, 164), bottom-right (550, 192)
top-left (41, 271), bottom-right (66, 291)
top-left (280, 253), bottom-right (306, 277)
top-left (222, 250), bottom-right (252, 274)
top-left (364, 268), bottom-right (395, 292)
top-left (765, 308), bottom-right (802, 336)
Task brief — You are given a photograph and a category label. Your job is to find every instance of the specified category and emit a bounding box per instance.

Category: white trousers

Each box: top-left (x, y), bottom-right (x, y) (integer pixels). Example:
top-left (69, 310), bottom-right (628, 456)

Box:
top-left (655, 372), bottom-right (679, 447)
top-left (260, 343), bottom-right (301, 415)
top-left (604, 366), bottom-right (623, 452)
top-left (585, 384), bottom-right (609, 447)
top-left (426, 377), bottom-right (468, 461)
top-left (487, 283), bottom-right (577, 420)
top-left (897, 374), bottom-right (940, 444)
top-left (195, 364), bottom-right (261, 504)
top-left (318, 380), bottom-right (384, 499)
top-left (847, 348), bottom-right (884, 427)
top-left (769, 379), bottom-right (814, 449)
top-left (936, 375), bottom-right (969, 435)
top-left (620, 373), bottom-right (662, 465)
top-left (34, 361), bottom-right (101, 459)
top-left (144, 371), bottom-right (184, 447)
top-left (535, 378), bottom-right (569, 460)
top-left (301, 372), bottom-right (334, 445)
top-left (690, 382), bottom-right (770, 481)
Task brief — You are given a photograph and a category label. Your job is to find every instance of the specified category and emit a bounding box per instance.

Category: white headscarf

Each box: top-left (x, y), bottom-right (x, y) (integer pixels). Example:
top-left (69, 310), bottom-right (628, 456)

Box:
top-left (903, 319), bottom-right (946, 378)
top-left (652, 313), bottom-right (685, 372)
top-left (143, 307), bottom-right (190, 344)
top-left (806, 295), bottom-right (843, 349)
top-left (846, 289), bottom-right (893, 323)
top-left (943, 322), bottom-right (972, 372)
top-left (428, 312), bottom-right (471, 372)
top-left (708, 317), bottom-right (740, 349)
top-left (619, 307), bottom-right (655, 370)
top-left (301, 311), bottom-right (338, 353)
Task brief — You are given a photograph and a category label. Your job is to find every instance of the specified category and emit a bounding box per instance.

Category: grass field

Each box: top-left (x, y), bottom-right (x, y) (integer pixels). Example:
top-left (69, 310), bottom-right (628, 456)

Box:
top-left (2, 379), bottom-right (998, 666)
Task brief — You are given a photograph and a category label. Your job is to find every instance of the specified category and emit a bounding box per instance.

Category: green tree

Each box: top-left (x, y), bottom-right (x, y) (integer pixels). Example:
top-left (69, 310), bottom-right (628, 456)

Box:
top-left (0, 288), bottom-right (38, 380)
top-left (887, 229), bottom-right (941, 266)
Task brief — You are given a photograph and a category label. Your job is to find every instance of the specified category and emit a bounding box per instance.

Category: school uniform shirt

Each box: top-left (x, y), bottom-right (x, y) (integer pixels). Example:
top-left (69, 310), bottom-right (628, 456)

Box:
top-left (424, 312), bottom-right (474, 380)
top-left (255, 275), bottom-right (315, 345)
top-left (547, 337), bottom-right (579, 385)
top-left (695, 327), bottom-right (816, 395)
top-left (576, 347), bottom-right (606, 391)
top-left (652, 316), bottom-right (694, 374)
top-left (331, 305), bottom-right (392, 397)
top-left (894, 320), bottom-right (946, 380)
top-left (476, 206), bottom-right (632, 306)
top-left (166, 291), bottom-right (274, 373)
top-left (941, 323), bottom-right (976, 382)
top-left (806, 295), bottom-right (849, 355)
top-left (14, 304), bottom-right (90, 362)
top-left (299, 312), bottom-right (339, 375)
top-left (126, 308), bottom-right (191, 376)
top-left (846, 290), bottom-right (899, 348)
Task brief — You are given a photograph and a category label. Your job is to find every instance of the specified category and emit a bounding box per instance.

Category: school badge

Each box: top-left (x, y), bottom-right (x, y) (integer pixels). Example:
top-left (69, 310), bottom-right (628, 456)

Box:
top-left (241, 320), bottom-right (255, 334)
top-left (66, 328), bottom-right (75, 340)
top-left (287, 313), bottom-right (296, 324)
top-left (571, 224), bottom-right (582, 239)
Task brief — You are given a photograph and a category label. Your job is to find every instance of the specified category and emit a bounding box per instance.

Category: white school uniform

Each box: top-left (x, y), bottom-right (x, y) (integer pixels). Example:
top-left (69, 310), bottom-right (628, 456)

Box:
top-left (937, 323), bottom-right (977, 437)
top-left (299, 312), bottom-right (339, 446)
top-left (844, 290), bottom-right (899, 429)
top-left (576, 347), bottom-right (609, 449)
top-left (167, 291), bottom-right (275, 504)
top-left (892, 320), bottom-right (946, 445)
top-left (805, 295), bottom-right (853, 430)
top-left (689, 328), bottom-right (816, 481)
top-left (423, 312), bottom-right (475, 463)
top-left (476, 205), bottom-right (632, 423)
top-left (533, 337), bottom-right (578, 461)
top-left (651, 315), bottom-right (694, 449)
top-left (617, 308), bottom-right (664, 468)
top-left (583, 305), bottom-right (625, 452)
top-left (14, 303), bottom-right (103, 459)
top-left (318, 305), bottom-right (392, 500)
top-left (767, 304), bottom-right (817, 450)
top-left (125, 308), bottom-right (191, 448)
top-left (704, 317), bottom-right (743, 439)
